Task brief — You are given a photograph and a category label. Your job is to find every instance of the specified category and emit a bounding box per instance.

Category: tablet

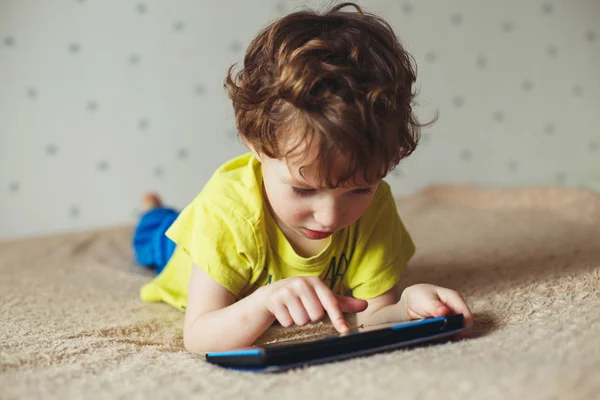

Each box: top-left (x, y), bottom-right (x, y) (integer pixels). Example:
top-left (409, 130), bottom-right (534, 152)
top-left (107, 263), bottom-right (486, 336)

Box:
top-left (206, 314), bottom-right (467, 372)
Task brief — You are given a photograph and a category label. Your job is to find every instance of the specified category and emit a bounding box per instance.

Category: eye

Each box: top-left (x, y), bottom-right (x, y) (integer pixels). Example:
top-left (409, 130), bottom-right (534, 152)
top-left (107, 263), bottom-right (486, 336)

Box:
top-left (351, 188), bottom-right (373, 196)
top-left (292, 187), bottom-right (316, 196)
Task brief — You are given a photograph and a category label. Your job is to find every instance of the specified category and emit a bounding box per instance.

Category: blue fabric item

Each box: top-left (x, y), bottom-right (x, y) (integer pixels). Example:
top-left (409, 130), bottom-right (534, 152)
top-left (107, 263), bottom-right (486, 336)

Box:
top-left (132, 207), bottom-right (180, 275)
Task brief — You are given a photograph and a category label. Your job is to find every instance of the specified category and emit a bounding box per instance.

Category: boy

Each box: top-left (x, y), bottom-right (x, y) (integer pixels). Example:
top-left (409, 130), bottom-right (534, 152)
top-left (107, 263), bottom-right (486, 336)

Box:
top-left (134, 2), bottom-right (473, 353)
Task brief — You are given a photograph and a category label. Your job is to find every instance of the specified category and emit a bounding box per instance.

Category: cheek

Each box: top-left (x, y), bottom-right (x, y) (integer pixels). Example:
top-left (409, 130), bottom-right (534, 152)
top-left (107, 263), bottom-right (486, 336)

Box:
top-left (287, 198), bottom-right (311, 224)
top-left (289, 209), bottom-right (306, 224)
top-left (345, 197), bottom-right (373, 221)
top-left (269, 192), bottom-right (309, 224)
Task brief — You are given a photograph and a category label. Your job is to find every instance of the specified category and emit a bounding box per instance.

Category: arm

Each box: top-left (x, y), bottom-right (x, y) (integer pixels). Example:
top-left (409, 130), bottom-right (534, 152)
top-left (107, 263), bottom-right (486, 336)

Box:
top-left (346, 284), bottom-right (404, 327)
top-left (347, 283), bottom-right (473, 338)
top-left (184, 265), bottom-right (369, 353)
top-left (183, 265), bottom-right (275, 353)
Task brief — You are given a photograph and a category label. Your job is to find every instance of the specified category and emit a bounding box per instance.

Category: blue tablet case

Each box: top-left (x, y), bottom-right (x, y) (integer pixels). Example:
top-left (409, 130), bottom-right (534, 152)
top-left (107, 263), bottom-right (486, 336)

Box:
top-left (206, 314), bottom-right (467, 372)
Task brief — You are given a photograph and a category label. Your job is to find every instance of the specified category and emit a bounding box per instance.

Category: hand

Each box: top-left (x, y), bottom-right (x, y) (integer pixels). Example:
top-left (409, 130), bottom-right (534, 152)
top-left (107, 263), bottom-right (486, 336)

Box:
top-left (258, 276), bottom-right (368, 334)
top-left (400, 283), bottom-right (473, 339)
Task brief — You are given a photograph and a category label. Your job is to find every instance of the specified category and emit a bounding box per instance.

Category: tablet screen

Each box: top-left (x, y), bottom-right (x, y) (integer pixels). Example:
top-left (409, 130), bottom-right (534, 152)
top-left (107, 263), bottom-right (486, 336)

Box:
top-left (259, 320), bottom-right (412, 349)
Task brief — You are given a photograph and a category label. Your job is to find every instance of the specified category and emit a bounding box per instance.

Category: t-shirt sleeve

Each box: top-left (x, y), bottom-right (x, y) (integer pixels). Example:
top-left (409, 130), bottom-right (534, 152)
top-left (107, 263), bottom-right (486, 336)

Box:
top-left (164, 196), bottom-right (260, 298)
top-left (346, 184), bottom-right (416, 299)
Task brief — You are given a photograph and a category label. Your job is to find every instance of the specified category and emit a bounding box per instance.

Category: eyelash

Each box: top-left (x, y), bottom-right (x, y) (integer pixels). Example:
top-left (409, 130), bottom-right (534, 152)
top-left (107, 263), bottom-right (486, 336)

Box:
top-left (352, 188), bottom-right (374, 196)
top-left (291, 187), bottom-right (316, 196)
top-left (291, 187), bottom-right (373, 197)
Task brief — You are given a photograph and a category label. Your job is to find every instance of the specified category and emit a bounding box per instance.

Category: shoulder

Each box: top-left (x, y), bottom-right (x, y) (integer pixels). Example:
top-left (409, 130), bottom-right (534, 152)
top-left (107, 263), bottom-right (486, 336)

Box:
top-left (167, 152), bottom-right (268, 264)
top-left (199, 152), bottom-right (265, 226)
top-left (354, 179), bottom-right (413, 254)
top-left (359, 180), bottom-right (398, 228)
top-left (345, 180), bottom-right (416, 298)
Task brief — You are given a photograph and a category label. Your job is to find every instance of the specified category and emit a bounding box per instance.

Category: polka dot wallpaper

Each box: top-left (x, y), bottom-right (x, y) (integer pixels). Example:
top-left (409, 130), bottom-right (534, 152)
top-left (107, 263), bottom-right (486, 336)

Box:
top-left (1, 0), bottom-right (598, 240)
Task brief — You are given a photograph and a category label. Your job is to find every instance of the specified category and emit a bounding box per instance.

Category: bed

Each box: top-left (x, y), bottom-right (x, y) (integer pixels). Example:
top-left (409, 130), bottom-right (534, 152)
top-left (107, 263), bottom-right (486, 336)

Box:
top-left (2, 184), bottom-right (599, 400)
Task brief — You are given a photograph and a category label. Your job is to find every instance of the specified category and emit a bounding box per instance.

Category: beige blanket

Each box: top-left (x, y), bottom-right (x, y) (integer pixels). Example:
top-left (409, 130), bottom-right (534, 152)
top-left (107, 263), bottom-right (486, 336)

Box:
top-left (2, 184), bottom-right (599, 400)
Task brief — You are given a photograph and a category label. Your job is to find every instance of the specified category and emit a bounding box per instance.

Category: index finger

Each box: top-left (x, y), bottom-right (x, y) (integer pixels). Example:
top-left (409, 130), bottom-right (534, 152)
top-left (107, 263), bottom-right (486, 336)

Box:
top-left (312, 281), bottom-right (349, 334)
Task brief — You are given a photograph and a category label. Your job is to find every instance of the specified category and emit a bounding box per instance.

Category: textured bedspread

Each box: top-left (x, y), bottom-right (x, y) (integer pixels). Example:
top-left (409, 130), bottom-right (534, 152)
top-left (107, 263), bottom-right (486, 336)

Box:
top-left (2, 184), bottom-right (599, 400)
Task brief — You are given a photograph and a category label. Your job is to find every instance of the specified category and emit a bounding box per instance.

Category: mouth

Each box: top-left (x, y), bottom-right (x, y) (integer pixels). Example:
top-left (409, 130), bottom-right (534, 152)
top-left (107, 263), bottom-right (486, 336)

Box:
top-left (303, 228), bottom-right (334, 240)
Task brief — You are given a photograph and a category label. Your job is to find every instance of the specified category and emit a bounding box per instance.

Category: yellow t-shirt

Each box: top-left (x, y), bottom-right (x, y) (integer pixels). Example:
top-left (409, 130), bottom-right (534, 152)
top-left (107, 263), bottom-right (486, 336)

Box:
top-left (140, 153), bottom-right (416, 311)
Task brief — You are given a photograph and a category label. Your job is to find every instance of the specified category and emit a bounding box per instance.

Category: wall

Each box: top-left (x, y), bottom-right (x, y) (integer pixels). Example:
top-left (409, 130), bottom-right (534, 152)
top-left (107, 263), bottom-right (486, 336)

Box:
top-left (1, 0), bottom-right (598, 240)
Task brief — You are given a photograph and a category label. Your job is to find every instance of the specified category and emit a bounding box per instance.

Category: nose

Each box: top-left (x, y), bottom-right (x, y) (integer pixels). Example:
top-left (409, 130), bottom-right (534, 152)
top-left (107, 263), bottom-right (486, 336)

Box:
top-left (313, 197), bottom-right (342, 230)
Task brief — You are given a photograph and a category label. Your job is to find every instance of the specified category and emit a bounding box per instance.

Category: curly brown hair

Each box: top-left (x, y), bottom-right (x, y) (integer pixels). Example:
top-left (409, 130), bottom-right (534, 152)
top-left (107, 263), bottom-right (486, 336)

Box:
top-left (225, 2), bottom-right (432, 187)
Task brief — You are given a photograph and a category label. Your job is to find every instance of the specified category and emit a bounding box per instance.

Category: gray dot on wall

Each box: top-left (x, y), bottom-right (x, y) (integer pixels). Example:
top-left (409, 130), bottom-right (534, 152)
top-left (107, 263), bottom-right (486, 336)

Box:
top-left (46, 144), bottom-right (58, 155)
top-left (177, 148), bottom-right (188, 159)
top-left (546, 45), bottom-right (558, 58)
top-left (450, 13), bottom-right (463, 25)
top-left (128, 53), bottom-right (141, 65)
top-left (132, 208), bottom-right (141, 218)
top-left (544, 123), bottom-right (555, 135)
top-left (27, 87), bottom-right (38, 99)
top-left (476, 54), bottom-right (487, 68)
top-left (275, 1), bottom-right (286, 13)
top-left (508, 160), bottom-right (519, 172)
top-left (493, 111), bottom-right (505, 123)
top-left (70, 205), bottom-right (80, 218)
top-left (521, 80), bottom-right (534, 92)
top-left (502, 22), bottom-right (515, 33)
top-left (87, 100), bottom-right (98, 111)
top-left (572, 85), bottom-right (583, 97)
top-left (226, 129), bottom-right (238, 140)
top-left (136, 3), bottom-right (147, 14)
top-left (138, 118), bottom-right (149, 131)
top-left (585, 30), bottom-right (596, 42)
top-left (172, 20), bottom-right (185, 32)
top-left (229, 41), bottom-right (242, 53)
top-left (401, 2), bottom-right (413, 14)
top-left (460, 149), bottom-right (472, 161)
top-left (540, 2), bottom-right (554, 14)
top-left (589, 141), bottom-right (599, 152)
top-left (96, 160), bottom-right (109, 171)
top-left (68, 43), bottom-right (81, 54)
top-left (3, 36), bottom-right (15, 46)
top-left (194, 84), bottom-right (206, 96)
top-left (555, 172), bottom-right (566, 184)
top-left (391, 168), bottom-right (403, 178)
top-left (154, 166), bottom-right (164, 176)
top-left (420, 134), bottom-right (432, 144)
top-left (452, 96), bottom-right (465, 108)
top-left (424, 51), bottom-right (437, 63)
top-left (8, 181), bottom-right (20, 192)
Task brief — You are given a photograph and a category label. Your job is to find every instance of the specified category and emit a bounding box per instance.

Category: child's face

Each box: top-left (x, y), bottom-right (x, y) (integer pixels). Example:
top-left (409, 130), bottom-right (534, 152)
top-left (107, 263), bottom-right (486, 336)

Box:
top-left (257, 141), bottom-right (379, 243)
